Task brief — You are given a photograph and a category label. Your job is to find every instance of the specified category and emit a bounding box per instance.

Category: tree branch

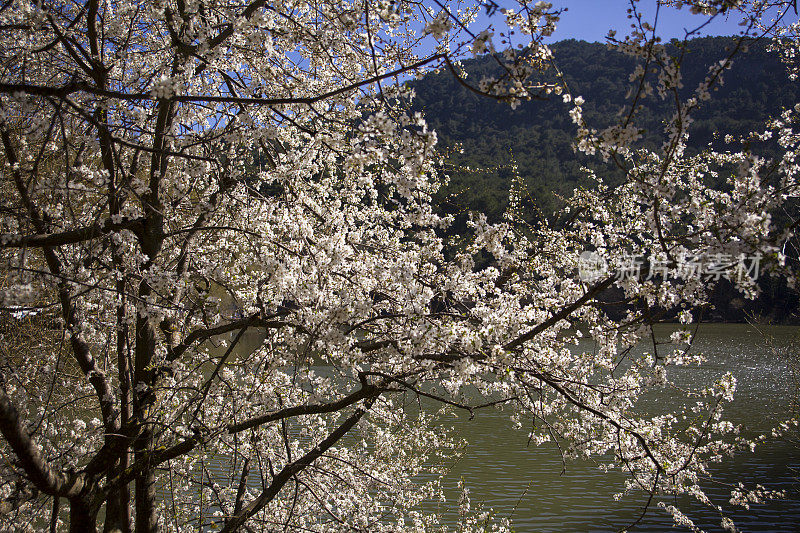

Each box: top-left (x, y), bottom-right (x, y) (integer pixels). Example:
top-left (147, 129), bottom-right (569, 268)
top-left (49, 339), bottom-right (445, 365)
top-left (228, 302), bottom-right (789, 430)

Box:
top-left (1, 123), bottom-right (119, 431)
top-left (167, 311), bottom-right (296, 362)
top-left (0, 54), bottom-right (446, 107)
top-left (0, 388), bottom-right (78, 497)
top-left (503, 276), bottom-right (615, 351)
top-left (228, 383), bottom-right (378, 434)
top-left (98, 430), bottom-right (202, 502)
top-left (0, 217), bottom-right (145, 248)
top-left (220, 394), bottom-right (379, 533)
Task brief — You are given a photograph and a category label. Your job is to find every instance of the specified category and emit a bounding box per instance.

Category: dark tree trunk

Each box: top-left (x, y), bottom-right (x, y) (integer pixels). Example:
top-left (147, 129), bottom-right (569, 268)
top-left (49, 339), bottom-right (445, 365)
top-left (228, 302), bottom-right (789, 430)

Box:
top-left (106, 284), bottom-right (131, 533)
top-left (50, 497), bottom-right (60, 533)
top-left (133, 434), bottom-right (158, 533)
top-left (104, 476), bottom-right (131, 533)
top-left (133, 87), bottom-right (172, 533)
top-left (69, 499), bottom-right (97, 533)
top-left (133, 307), bottom-right (159, 533)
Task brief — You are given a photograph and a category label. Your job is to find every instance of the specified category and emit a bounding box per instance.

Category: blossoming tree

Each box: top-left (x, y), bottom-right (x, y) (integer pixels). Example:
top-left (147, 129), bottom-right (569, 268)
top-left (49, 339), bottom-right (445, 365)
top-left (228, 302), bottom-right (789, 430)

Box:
top-left (0, 0), bottom-right (798, 531)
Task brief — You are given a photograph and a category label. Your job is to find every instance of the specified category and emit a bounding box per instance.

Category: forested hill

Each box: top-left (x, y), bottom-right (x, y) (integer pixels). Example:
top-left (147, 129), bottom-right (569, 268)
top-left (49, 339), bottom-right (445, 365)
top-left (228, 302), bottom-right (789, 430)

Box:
top-left (410, 37), bottom-right (800, 221)
top-left (410, 36), bottom-right (800, 323)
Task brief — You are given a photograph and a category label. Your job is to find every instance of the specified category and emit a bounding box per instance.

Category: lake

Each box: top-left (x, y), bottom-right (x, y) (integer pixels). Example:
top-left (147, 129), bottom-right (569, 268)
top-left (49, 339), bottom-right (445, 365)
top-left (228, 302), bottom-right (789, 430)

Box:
top-left (431, 324), bottom-right (800, 532)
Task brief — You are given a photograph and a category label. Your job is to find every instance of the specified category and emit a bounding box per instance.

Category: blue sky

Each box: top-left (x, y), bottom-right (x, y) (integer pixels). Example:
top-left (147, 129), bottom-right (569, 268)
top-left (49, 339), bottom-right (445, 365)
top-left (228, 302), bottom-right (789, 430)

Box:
top-left (549, 0), bottom-right (746, 41)
top-left (474, 0), bottom-right (792, 43)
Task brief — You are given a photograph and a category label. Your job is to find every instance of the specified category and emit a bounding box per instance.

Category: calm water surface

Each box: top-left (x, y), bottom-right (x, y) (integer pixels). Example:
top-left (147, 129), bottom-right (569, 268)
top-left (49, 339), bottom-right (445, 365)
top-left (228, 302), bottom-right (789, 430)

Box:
top-left (434, 324), bottom-right (800, 532)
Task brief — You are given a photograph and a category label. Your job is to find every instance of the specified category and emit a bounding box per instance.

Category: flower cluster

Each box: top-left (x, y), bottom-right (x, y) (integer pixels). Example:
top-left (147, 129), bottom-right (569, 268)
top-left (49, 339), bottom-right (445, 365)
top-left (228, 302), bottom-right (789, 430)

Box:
top-left (0, 1), bottom-right (798, 532)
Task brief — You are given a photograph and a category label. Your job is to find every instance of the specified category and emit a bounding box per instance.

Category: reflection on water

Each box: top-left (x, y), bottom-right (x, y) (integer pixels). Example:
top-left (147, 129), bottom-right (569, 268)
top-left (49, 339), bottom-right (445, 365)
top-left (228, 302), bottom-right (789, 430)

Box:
top-left (436, 324), bottom-right (800, 531)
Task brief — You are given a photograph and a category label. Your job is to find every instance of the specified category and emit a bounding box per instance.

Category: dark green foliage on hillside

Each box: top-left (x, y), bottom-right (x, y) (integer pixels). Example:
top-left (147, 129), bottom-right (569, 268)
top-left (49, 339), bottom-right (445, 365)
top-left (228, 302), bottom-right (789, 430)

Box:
top-left (411, 36), bottom-right (800, 323)
top-left (411, 37), bottom-right (800, 223)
